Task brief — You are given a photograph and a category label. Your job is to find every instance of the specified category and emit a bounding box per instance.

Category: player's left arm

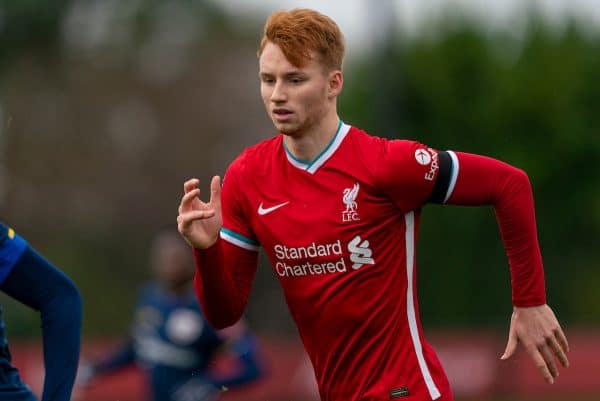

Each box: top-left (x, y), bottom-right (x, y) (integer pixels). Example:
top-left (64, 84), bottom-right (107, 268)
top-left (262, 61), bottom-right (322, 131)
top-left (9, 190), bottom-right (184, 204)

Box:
top-left (429, 151), bottom-right (569, 384)
top-left (1, 245), bottom-right (82, 401)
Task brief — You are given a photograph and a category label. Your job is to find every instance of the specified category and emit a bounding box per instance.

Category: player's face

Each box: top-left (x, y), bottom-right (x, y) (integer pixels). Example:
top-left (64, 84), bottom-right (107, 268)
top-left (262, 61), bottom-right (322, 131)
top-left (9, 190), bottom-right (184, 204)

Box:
top-left (259, 41), bottom-right (339, 136)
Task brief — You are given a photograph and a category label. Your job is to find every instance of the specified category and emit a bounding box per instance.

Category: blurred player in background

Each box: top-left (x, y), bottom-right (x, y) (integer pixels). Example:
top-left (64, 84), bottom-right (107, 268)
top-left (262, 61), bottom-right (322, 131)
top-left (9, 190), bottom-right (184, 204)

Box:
top-left (0, 221), bottom-right (82, 401)
top-left (177, 8), bottom-right (569, 401)
top-left (79, 229), bottom-right (262, 401)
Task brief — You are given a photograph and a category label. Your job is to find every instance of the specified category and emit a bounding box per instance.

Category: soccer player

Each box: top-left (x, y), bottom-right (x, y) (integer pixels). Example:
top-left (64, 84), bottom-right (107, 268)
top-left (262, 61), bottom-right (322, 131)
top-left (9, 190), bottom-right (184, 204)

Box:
top-left (176, 8), bottom-right (569, 401)
top-left (79, 229), bottom-right (262, 401)
top-left (0, 221), bottom-right (82, 401)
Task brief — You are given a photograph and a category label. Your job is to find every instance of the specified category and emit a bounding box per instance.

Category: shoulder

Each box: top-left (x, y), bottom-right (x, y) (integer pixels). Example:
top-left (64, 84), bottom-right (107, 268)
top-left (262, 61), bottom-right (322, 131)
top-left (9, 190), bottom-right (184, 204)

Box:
top-left (347, 126), bottom-right (417, 151)
top-left (346, 126), bottom-right (423, 163)
top-left (225, 136), bottom-right (281, 180)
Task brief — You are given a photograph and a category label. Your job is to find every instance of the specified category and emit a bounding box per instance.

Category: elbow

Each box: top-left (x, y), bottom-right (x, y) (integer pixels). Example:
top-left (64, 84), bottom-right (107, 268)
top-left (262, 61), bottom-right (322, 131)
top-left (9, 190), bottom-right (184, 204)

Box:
top-left (513, 166), bottom-right (530, 184)
top-left (499, 165), bottom-right (532, 198)
top-left (42, 276), bottom-right (83, 330)
top-left (65, 281), bottom-right (83, 325)
top-left (509, 167), bottom-right (533, 194)
top-left (60, 277), bottom-right (82, 320)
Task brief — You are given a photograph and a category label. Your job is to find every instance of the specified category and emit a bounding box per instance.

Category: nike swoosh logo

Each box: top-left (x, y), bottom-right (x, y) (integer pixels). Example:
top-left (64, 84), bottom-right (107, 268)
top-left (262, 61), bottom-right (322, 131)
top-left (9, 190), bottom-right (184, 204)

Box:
top-left (258, 201), bottom-right (289, 216)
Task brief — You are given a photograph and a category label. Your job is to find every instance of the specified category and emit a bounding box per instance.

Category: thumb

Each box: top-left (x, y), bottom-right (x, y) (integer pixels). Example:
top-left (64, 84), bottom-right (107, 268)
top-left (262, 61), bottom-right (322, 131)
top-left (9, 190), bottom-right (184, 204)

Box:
top-left (210, 175), bottom-right (222, 205)
top-left (501, 330), bottom-right (518, 360)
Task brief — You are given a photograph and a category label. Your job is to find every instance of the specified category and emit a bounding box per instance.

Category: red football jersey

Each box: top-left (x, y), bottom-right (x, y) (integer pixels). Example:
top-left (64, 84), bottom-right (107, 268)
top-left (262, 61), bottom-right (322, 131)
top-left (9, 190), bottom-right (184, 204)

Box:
top-left (219, 122), bottom-right (455, 401)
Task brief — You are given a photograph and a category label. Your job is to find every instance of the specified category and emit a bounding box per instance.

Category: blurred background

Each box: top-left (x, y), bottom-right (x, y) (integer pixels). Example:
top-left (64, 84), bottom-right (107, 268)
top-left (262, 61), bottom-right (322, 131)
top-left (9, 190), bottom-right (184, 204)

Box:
top-left (0, 0), bottom-right (598, 400)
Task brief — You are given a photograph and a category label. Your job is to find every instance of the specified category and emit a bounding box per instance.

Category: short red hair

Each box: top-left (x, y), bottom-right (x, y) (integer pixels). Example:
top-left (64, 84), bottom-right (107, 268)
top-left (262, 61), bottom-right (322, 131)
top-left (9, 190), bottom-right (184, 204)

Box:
top-left (258, 8), bottom-right (345, 71)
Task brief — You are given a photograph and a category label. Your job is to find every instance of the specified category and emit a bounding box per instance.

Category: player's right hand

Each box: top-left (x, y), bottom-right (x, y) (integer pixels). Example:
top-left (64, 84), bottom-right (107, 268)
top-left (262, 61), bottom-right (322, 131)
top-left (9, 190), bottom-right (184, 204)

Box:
top-left (177, 176), bottom-right (223, 249)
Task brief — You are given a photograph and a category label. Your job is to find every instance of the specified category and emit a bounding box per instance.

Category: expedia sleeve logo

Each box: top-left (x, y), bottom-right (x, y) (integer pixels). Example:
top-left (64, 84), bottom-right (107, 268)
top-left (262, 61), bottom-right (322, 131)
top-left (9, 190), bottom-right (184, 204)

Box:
top-left (414, 147), bottom-right (439, 182)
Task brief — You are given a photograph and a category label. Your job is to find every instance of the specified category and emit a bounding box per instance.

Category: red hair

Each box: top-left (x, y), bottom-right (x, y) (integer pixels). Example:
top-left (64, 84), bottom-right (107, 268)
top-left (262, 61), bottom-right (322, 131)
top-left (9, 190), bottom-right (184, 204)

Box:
top-left (258, 8), bottom-right (345, 70)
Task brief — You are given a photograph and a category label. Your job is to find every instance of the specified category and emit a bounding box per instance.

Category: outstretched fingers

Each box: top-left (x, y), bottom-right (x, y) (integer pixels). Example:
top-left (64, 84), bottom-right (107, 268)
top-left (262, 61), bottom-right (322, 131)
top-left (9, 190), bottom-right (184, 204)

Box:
top-left (184, 178), bottom-right (200, 193)
top-left (177, 210), bottom-right (216, 232)
top-left (179, 176), bottom-right (221, 214)
top-left (179, 188), bottom-right (201, 214)
top-left (210, 176), bottom-right (221, 206)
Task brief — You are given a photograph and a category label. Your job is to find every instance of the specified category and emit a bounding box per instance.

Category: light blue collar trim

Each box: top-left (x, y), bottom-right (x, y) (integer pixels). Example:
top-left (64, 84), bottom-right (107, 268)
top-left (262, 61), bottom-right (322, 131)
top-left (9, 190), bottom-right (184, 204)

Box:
top-left (283, 120), bottom-right (351, 174)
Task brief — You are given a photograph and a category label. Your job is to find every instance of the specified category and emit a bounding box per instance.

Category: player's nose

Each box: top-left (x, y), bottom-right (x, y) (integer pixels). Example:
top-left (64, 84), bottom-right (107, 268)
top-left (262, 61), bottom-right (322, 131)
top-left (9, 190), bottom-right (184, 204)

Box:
top-left (270, 81), bottom-right (287, 102)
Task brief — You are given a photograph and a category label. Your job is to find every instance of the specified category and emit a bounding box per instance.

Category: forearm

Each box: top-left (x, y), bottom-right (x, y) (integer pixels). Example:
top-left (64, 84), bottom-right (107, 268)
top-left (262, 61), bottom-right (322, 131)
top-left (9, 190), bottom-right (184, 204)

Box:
top-left (193, 238), bottom-right (258, 328)
top-left (2, 246), bottom-right (82, 401)
top-left (92, 341), bottom-right (136, 375)
top-left (446, 152), bottom-right (546, 306)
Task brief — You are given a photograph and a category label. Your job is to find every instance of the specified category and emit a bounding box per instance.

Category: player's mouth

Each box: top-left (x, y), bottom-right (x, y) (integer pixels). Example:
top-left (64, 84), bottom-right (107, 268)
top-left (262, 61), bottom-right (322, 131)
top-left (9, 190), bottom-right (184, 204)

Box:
top-left (273, 108), bottom-right (293, 121)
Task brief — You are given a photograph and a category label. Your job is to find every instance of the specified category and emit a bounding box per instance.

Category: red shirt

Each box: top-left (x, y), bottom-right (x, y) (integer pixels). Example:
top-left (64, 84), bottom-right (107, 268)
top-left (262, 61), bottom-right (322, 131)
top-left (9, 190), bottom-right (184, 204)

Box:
top-left (220, 123), bottom-right (451, 400)
top-left (194, 122), bottom-right (546, 401)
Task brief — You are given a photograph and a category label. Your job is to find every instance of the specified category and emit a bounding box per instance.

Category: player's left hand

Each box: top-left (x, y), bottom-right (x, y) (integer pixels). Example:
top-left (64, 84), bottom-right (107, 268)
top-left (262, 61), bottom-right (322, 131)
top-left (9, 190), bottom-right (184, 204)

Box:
top-left (501, 304), bottom-right (569, 384)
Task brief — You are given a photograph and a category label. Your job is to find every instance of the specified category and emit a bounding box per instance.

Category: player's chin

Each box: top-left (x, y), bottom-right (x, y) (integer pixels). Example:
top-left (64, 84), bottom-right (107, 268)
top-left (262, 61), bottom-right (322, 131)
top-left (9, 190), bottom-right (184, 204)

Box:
top-left (272, 120), bottom-right (296, 135)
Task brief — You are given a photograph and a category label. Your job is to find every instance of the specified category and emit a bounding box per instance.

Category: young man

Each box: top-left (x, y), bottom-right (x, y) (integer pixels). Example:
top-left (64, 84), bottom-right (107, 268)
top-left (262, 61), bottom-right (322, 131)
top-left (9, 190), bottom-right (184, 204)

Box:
top-left (177, 9), bottom-right (569, 401)
top-left (0, 221), bottom-right (82, 401)
top-left (79, 230), bottom-right (262, 401)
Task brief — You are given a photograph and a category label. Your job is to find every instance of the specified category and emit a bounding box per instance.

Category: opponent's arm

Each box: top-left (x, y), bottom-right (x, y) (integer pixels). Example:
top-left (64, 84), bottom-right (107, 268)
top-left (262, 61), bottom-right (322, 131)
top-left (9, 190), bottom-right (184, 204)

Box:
top-left (430, 151), bottom-right (569, 383)
top-left (83, 340), bottom-right (136, 381)
top-left (1, 246), bottom-right (82, 401)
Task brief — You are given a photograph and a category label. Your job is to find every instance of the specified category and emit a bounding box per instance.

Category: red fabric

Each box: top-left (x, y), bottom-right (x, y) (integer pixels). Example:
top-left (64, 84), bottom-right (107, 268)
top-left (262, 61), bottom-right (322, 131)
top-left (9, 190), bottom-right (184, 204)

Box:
top-left (193, 239), bottom-right (258, 328)
top-left (191, 125), bottom-right (547, 401)
top-left (447, 152), bottom-right (546, 306)
top-left (193, 127), bottom-right (453, 401)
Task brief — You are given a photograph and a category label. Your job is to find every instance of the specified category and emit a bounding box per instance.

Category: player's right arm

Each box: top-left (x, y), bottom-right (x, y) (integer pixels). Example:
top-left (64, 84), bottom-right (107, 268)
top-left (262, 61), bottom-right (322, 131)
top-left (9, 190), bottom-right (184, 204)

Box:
top-left (178, 174), bottom-right (259, 329)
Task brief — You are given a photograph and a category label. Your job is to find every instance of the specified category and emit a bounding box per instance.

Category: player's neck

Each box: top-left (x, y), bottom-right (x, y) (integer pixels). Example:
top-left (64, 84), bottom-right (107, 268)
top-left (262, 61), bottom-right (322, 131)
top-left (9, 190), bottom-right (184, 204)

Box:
top-left (283, 114), bottom-right (340, 162)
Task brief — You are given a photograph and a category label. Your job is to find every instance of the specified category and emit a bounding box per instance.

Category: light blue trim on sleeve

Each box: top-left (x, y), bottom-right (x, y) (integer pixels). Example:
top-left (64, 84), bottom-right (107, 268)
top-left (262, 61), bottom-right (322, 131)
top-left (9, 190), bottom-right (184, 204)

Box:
top-left (220, 228), bottom-right (260, 252)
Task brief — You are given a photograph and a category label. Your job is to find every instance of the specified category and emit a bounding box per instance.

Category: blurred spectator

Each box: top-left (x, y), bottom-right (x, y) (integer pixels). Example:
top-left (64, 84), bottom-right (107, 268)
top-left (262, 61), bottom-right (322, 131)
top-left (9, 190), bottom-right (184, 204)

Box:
top-left (78, 229), bottom-right (262, 401)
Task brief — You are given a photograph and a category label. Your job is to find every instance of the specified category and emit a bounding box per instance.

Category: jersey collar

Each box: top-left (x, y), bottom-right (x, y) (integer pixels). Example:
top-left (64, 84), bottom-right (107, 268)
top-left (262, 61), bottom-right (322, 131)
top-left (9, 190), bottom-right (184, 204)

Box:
top-left (283, 120), bottom-right (351, 174)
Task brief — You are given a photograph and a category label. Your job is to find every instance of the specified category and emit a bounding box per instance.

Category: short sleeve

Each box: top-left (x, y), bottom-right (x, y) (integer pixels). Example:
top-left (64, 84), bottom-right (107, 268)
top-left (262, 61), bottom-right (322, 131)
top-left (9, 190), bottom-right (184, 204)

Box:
top-left (376, 139), bottom-right (441, 212)
top-left (220, 160), bottom-right (260, 251)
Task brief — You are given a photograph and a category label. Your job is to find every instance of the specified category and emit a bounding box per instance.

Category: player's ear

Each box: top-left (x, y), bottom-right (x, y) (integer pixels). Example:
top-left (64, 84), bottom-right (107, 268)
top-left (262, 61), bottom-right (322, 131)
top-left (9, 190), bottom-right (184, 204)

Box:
top-left (328, 70), bottom-right (343, 98)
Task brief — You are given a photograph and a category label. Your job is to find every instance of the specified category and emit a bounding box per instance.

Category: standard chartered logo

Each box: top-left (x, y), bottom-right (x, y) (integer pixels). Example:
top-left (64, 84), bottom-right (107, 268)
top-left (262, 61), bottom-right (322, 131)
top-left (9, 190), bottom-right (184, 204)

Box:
top-left (348, 235), bottom-right (375, 269)
top-left (274, 235), bottom-right (375, 277)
